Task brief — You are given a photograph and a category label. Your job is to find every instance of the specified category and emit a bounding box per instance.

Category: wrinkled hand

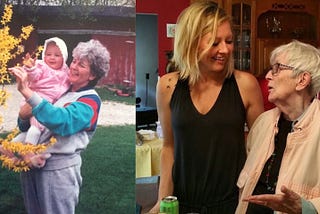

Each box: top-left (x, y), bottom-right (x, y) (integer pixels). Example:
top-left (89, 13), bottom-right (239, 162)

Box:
top-left (0, 145), bottom-right (20, 166)
top-left (244, 185), bottom-right (302, 214)
top-left (30, 153), bottom-right (51, 168)
top-left (19, 103), bottom-right (32, 120)
top-left (0, 145), bottom-right (15, 158)
top-left (8, 66), bottom-right (33, 100)
top-left (8, 66), bottom-right (28, 91)
top-left (23, 153), bottom-right (51, 169)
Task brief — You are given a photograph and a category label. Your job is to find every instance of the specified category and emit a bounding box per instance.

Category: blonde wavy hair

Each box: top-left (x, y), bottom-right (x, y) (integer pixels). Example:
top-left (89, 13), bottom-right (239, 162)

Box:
top-left (172, 1), bottom-right (234, 86)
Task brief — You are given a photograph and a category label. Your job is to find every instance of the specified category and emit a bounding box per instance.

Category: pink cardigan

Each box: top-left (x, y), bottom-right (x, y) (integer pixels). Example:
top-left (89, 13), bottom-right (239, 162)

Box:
top-left (236, 99), bottom-right (320, 214)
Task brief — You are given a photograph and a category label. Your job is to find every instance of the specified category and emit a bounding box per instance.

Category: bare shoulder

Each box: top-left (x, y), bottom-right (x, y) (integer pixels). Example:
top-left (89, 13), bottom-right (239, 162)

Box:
top-left (233, 70), bottom-right (262, 106)
top-left (233, 70), bottom-right (264, 127)
top-left (234, 70), bottom-right (259, 90)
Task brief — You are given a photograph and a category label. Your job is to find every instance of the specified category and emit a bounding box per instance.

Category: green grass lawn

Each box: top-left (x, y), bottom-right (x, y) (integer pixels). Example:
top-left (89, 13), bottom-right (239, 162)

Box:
top-left (77, 125), bottom-right (136, 213)
top-left (95, 86), bottom-right (135, 105)
top-left (0, 125), bottom-right (136, 213)
top-left (0, 86), bottom-right (136, 213)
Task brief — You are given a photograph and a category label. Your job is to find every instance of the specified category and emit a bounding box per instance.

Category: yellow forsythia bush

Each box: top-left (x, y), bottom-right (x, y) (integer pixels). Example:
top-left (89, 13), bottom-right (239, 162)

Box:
top-left (0, 5), bottom-right (54, 172)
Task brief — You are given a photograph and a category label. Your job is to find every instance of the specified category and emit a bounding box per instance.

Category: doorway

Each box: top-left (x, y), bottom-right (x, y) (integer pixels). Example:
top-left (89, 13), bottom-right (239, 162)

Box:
top-left (136, 14), bottom-right (158, 108)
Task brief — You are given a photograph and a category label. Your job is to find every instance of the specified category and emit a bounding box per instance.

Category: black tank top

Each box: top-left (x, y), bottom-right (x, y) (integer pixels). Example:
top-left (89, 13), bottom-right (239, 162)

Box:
top-left (170, 74), bottom-right (246, 213)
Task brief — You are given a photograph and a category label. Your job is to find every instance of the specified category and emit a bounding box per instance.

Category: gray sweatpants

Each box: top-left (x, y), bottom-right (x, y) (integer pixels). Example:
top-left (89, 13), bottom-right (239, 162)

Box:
top-left (20, 164), bottom-right (82, 214)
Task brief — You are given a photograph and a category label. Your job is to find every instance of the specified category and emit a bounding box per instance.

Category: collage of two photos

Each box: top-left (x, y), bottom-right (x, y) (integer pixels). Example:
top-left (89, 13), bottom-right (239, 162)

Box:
top-left (2, 0), bottom-right (320, 213)
top-left (0, 1), bottom-right (136, 213)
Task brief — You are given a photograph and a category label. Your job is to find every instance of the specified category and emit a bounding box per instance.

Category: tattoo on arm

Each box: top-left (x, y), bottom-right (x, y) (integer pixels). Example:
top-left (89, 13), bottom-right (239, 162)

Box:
top-left (166, 78), bottom-right (172, 89)
top-left (165, 77), bottom-right (177, 89)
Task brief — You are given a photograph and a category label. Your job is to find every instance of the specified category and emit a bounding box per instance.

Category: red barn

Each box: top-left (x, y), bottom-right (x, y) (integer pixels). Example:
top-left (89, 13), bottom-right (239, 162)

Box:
top-left (8, 5), bottom-right (135, 88)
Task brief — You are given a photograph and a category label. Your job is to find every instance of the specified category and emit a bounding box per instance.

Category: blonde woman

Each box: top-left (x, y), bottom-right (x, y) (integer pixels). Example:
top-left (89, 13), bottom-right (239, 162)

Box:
top-left (150, 1), bottom-right (264, 213)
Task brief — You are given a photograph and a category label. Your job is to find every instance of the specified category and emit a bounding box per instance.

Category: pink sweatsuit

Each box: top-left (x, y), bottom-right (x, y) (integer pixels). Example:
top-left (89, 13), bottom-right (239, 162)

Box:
top-left (26, 60), bottom-right (69, 104)
top-left (22, 37), bottom-right (70, 145)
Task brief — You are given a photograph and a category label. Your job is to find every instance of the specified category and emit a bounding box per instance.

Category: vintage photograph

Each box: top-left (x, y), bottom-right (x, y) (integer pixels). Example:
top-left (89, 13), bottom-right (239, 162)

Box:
top-left (0, 0), bottom-right (135, 213)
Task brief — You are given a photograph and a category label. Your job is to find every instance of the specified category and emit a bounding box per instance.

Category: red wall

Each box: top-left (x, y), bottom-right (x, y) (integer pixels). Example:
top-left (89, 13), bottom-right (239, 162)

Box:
top-left (93, 35), bottom-right (136, 86)
top-left (136, 0), bottom-right (190, 76)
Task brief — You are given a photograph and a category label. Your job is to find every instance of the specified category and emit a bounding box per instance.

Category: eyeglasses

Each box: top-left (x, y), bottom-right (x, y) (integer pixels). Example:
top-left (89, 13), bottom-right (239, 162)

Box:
top-left (270, 63), bottom-right (295, 76)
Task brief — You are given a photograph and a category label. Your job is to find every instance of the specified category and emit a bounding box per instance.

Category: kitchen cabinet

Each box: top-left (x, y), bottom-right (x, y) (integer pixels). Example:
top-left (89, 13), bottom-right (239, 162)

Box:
top-left (232, 1), bottom-right (254, 71)
top-left (254, 0), bottom-right (319, 76)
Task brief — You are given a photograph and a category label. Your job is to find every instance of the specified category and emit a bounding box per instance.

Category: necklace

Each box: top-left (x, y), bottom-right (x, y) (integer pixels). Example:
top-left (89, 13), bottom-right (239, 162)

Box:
top-left (264, 115), bottom-right (292, 193)
top-left (265, 153), bottom-right (277, 192)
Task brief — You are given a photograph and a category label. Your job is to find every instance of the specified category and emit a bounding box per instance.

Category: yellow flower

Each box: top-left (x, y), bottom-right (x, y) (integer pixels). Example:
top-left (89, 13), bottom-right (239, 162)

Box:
top-left (0, 5), bottom-right (46, 172)
top-left (0, 5), bottom-right (36, 85)
top-left (0, 5), bottom-right (12, 25)
top-left (0, 88), bottom-right (10, 106)
top-left (35, 45), bottom-right (44, 58)
top-left (0, 130), bottom-right (57, 172)
top-left (20, 25), bottom-right (33, 40)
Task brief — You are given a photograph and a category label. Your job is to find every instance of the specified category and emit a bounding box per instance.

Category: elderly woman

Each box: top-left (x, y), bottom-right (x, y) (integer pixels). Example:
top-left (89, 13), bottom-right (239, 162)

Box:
top-left (236, 40), bottom-right (320, 213)
top-left (9, 39), bottom-right (110, 214)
